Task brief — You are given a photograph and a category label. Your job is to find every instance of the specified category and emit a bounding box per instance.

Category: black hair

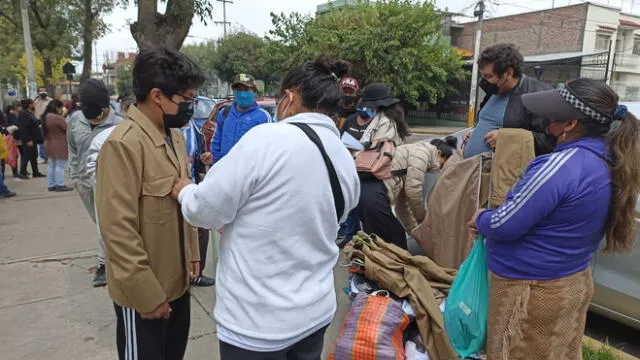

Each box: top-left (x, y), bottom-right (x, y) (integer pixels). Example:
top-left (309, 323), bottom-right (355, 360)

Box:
top-left (41, 99), bottom-right (63, 136)
top-left (132, 47), bottom-right (206, 102)
top-left (430, 136), bottom-right (458, 159)
top-left (378, 103), bottom-right (410, 141)
top-left (21, 99), bottom-right (33, 110)
top-left (280, 55), bottom-right (350, 115)
top-left (478, 43), bottom-right (524, 78)
top-left (5, 102), bottom-right (20, 116)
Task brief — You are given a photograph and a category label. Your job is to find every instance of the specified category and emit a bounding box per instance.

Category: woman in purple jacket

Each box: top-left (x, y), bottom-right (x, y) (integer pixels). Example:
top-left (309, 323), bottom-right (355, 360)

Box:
top-left (469, 78), bottom-right (640, 360)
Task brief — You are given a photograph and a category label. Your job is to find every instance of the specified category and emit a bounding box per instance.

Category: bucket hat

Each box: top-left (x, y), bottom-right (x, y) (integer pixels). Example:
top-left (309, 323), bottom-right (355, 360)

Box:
top-left (359, 83), bottom-right (399, 109)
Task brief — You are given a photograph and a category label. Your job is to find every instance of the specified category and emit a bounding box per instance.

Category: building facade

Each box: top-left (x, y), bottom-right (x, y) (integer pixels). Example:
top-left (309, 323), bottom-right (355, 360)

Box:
top-left (452, 2), bottom-right (640, 101)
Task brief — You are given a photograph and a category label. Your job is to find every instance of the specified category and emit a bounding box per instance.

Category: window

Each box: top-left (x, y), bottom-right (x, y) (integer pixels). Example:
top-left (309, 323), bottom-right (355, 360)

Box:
top-left (595, 34), bottom-right (611, 51)
top-left (633, 38), bottom-right (640, 55)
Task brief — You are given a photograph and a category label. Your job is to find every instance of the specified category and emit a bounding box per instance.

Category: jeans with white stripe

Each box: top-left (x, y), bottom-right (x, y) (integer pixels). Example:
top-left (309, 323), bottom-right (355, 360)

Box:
top-left (114, 292), bottom-right (190, 360)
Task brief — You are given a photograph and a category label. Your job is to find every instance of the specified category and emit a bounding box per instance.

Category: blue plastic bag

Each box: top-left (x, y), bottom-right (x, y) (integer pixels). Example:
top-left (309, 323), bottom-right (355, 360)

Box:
top-left (444, 235), bottom-right (489, 358)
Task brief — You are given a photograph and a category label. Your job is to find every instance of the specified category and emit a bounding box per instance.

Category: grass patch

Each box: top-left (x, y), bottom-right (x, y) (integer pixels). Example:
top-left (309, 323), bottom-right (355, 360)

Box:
top-left (583, 343), bottom-right (621, 360)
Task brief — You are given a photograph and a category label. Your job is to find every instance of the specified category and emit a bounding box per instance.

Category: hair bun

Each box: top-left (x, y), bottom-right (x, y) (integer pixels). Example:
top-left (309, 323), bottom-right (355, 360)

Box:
top-left (313, 56), bottom-right (350, 80)
top-left (613, 104), bottom-right (628, 121)
top-left (444, 136), bottom-right (458, 149)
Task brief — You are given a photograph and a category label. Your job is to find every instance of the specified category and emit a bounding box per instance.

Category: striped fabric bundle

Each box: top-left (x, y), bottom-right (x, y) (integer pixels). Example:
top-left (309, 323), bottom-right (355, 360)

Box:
top-left (328, 293), bottom-right (410, 360)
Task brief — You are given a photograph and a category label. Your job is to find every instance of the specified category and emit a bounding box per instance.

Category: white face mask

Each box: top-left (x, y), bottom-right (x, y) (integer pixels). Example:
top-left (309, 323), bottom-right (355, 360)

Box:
top-left (275, 92), bottom-right (293, 122)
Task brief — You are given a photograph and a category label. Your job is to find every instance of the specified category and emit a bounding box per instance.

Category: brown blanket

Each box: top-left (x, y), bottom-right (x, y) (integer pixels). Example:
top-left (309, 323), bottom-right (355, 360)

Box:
top-left (345, 234), bottom-right (458, 360)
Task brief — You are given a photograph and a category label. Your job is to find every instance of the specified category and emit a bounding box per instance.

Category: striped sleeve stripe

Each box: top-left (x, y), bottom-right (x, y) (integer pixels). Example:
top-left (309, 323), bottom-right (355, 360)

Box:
top-left (258, 108), bottom-right (274, 123)
top-left (491, 151), bottom-right (565, 221)
top-left (490, 148), bottom-right (578, 229)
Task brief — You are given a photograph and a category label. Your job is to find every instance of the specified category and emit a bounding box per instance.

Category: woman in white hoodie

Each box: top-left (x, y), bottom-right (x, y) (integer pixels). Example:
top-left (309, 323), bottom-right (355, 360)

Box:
top-left (171, 57), bottom-right (360, 360)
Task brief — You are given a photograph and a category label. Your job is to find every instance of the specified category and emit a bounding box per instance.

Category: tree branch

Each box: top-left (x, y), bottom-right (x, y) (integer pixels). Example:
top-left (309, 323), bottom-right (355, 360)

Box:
top-left (29, 0), bottom-right (47, 29)
top-left (0, 9), bottom-right (18, 28)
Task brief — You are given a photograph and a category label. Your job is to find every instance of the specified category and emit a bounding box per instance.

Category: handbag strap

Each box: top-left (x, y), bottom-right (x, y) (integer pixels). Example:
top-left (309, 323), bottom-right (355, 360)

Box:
top-left (290, 122), bottom-right (345, 222)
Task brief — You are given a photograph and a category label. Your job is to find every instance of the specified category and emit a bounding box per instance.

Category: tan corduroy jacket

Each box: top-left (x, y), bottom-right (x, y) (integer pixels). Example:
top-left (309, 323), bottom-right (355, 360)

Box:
top-left (96, 105), bottom-right (199, 313)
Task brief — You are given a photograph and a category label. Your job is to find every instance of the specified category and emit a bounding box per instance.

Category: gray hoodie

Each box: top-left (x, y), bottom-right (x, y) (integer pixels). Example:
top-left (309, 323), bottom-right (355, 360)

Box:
top-left (67, 110), bottom-right (122, 192)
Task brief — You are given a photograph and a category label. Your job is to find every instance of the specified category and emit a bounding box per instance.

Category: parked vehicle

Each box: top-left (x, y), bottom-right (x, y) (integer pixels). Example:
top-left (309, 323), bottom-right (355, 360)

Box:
top-left (424, 127), bottom-right (640, 329)
top-left (193, 96), bottom-right (217, 122)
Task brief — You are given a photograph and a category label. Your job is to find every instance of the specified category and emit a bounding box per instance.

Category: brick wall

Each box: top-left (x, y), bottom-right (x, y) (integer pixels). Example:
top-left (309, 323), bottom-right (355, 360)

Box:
top-left (452, 3), bottom-right (588, 56)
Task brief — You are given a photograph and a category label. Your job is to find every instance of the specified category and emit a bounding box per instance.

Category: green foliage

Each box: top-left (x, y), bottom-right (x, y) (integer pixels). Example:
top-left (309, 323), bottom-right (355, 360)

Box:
top-left (0, 0), bottom-right (111, 91)
top-left (181, 41), bottom-right (219, 96)
top-left (261, 0), bottom-right (463, 104)
top-left (213, 32), bottom-right (266, 84)
top-left (116, 65), bottom-right (133, 97)
top-left (582, 343), bottom-right (620, 360)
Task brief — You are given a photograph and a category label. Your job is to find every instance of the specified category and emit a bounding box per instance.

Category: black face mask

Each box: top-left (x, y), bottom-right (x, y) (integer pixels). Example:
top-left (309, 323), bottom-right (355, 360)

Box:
top-left (479, 78), bottom-right (500, 95)
top-left (161, 101), bottom-right (194, 128)
top-left (344, 95), bottom-right (358, 107)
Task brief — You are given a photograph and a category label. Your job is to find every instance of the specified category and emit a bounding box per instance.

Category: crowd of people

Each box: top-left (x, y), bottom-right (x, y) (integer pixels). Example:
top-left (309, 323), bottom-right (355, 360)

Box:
top-left (1, 41), bottom-right (639, 360)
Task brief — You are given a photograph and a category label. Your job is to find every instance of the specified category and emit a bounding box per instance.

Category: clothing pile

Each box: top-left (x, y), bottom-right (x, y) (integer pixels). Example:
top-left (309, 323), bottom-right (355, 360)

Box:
top-left (326, 232), bottom-right (483, 360)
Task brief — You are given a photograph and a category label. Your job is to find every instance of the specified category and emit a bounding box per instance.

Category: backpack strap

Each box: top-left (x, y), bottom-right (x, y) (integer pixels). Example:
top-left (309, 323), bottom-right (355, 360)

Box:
top-left (290, 122), bottom-right (345, 222)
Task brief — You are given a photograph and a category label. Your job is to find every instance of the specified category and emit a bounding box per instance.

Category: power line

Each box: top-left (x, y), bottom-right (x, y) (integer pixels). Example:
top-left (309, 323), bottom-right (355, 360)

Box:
top-left (465, 1), bottom-right (635, 29)
top-left (214, 0), bottom-right (233, 38)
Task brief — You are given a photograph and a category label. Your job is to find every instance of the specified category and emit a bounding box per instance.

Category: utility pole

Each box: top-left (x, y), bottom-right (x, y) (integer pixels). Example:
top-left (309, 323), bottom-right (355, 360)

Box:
top-left (467, 0), bottom-right (485, 127)
top-left (215, 0), bottom-right (233, 38)
top-left (20, 0), bottom-right (37, 99)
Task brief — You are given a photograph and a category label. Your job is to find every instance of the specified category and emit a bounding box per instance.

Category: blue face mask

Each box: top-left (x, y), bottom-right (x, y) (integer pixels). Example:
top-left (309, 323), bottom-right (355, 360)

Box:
top-left (234, 91), bottom-right (256, 108)
top-left (356, 107), bottom-right (376, 120)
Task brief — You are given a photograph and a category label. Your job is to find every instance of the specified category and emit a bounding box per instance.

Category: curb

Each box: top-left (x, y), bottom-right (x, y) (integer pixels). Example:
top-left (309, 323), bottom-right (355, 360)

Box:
top-left (410, 129), bottom-right (458, 135)
top-left (583, 335), bottom-right (640, 360)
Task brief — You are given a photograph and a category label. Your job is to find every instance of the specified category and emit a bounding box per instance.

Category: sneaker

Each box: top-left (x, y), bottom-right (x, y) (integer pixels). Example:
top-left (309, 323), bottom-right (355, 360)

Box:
top-left (92, 265), bottom-right (107, 287)
top-left (55, 186), bottom-right (74, 192)
top-left (0, 191), bottom-right (16, 199)
top-left (191, 275), bottom-right (215, 287)
top-left (48, 187), bottom-right (57, 192)
top-left (18, 174), bottom-right (30, 180)
top-left (32, 173), bottom-right (46, 178)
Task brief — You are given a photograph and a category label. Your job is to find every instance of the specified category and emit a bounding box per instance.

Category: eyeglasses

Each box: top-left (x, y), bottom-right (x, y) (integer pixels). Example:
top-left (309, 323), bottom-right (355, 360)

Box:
top-left (169, 93), bottom-right (196, 109)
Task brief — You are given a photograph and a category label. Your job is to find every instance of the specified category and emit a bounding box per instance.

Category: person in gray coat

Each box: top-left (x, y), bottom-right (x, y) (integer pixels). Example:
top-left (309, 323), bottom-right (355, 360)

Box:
top-left (68, 79), bottom-right (122, 287)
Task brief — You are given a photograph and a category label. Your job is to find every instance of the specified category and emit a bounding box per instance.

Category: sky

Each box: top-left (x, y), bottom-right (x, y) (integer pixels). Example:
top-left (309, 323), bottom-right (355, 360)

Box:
top-left (93, 0), bottom-right (638, 70)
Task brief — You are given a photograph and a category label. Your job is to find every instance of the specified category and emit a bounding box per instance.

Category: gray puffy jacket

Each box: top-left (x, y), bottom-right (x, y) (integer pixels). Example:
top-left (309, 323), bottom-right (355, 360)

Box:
top-left (67, 110), bottom-right (122, 192)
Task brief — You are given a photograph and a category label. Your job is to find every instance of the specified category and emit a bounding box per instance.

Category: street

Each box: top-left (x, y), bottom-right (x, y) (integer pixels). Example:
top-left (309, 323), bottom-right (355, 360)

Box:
top-left (0, 169), bottom-right (351, 360)
top-left (1, 164), bottom-right (639, 360)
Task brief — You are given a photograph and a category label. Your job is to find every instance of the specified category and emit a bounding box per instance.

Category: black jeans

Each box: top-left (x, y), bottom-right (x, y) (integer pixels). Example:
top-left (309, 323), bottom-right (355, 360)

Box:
top-left (18, 144), bottom-right (39, 176)
top-left (1, 159), bottom-right (18, 177)
top-left (358, 179), bottom-right (408, 249)
top-left (114, 292), bottom-right (190, 360)
top-left (198, 227), bottom-right (209, 275)
top-left (219, 325), bottom-right (328, 360)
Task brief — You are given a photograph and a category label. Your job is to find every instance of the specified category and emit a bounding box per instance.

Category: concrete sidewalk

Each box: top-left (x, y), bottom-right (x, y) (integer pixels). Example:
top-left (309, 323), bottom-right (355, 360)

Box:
top-left (410, 125), bottom-right (468, 135)
top-left (0, 169), bottom-right (351, 360)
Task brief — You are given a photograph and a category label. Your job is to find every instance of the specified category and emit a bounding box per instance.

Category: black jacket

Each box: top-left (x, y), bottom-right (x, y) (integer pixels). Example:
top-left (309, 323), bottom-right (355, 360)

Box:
top-left (479, 75), bottom-right (555, 155)
top-left (18, 111), bottom-right (42, 144)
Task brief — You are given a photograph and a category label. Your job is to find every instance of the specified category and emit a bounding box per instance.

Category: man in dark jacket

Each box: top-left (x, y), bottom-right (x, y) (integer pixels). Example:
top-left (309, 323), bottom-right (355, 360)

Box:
top-left (464, 44), bottom-right (555, 158)
top-left (18, 99), bottom-right (44, 179)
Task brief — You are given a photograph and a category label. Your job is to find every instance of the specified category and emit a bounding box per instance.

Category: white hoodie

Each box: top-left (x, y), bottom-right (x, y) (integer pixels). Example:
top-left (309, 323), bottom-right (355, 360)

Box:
top-left (178, 112), bottom-right (360, 350)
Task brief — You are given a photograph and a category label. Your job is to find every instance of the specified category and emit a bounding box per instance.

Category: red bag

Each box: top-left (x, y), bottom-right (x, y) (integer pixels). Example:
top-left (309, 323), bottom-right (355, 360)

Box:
top-left (4, 135), bottom-right (18, 169)
top-left (328, 292), bottom-right (410, 360)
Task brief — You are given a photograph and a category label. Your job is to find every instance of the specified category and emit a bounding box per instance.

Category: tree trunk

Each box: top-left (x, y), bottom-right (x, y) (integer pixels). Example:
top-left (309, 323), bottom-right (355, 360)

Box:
top-left (80, 0), bottom-right (94, 85)
top-left (43, 57), bottom-right (54, 97)
top-left (130, 0), bottom-right (195, 50)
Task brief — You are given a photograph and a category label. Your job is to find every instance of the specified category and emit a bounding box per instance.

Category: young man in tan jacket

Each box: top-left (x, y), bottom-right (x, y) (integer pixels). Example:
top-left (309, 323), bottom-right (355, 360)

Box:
top-left (95, 47), bottom-right (204, 360)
